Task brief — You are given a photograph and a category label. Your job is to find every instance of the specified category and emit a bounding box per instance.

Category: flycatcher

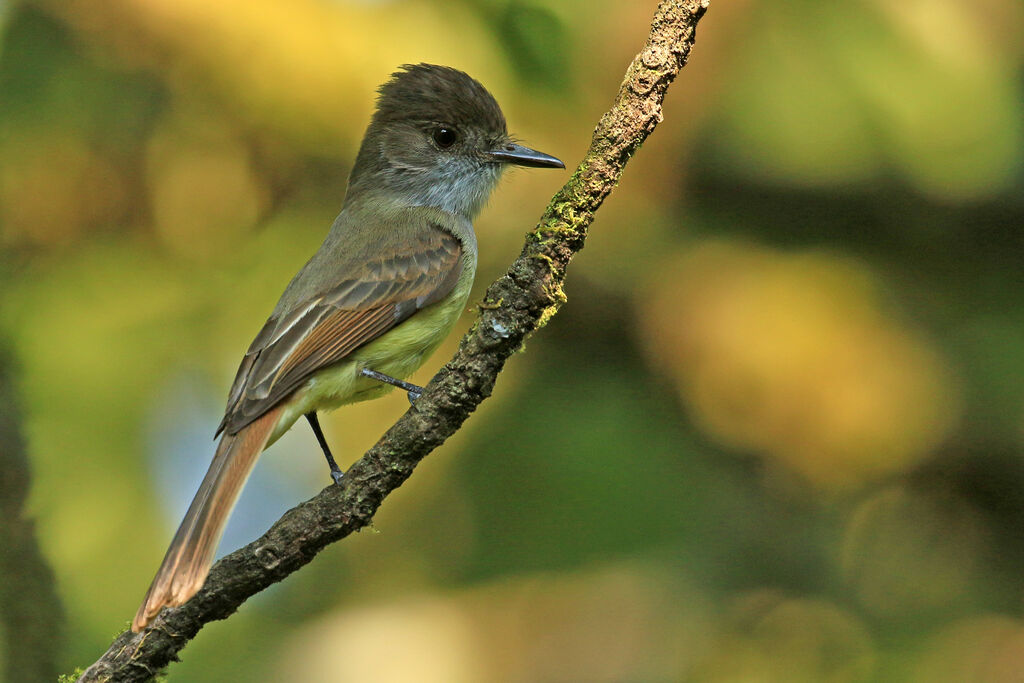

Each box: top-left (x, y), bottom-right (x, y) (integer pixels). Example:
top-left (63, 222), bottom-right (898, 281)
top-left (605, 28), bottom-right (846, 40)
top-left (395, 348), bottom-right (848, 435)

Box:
top-left (132, 64), bottom-right (564, 631)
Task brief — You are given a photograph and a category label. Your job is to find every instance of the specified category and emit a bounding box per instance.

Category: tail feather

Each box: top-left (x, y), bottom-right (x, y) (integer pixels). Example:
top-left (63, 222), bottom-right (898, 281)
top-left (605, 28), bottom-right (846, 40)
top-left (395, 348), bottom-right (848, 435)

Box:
top-left (132, 406), bottom-right (283, 632)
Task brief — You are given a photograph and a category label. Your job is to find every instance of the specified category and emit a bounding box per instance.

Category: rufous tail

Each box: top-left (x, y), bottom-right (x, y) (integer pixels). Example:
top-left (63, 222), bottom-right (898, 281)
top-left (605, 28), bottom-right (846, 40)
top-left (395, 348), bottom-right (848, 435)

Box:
top-left (131, 405), bottom-right (283, 632)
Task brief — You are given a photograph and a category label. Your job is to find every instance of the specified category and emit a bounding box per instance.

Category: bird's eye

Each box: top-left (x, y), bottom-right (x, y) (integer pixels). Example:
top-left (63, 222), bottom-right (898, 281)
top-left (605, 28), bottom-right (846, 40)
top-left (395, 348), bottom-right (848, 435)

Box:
top-left (432, 127), bottom-right (458, 148)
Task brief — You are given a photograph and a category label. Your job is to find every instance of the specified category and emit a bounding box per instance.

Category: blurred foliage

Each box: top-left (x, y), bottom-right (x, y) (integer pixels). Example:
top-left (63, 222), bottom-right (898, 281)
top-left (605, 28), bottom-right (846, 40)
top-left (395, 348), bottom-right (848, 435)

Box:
top-left (0, 342), bottom-right (63, 682)
top-left (1, 0), bottom-right (1022, 680)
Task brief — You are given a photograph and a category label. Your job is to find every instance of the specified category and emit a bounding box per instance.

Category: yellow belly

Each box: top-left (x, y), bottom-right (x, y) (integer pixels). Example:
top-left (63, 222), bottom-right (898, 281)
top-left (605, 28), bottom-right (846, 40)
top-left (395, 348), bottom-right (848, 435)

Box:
top-left (266, 279), bottom-right (472, 445)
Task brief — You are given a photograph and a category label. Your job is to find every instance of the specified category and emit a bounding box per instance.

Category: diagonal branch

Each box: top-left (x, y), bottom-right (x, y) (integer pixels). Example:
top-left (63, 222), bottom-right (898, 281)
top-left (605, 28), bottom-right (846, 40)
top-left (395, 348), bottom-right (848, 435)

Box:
top-left (77, 2), bottom-right (709, 680)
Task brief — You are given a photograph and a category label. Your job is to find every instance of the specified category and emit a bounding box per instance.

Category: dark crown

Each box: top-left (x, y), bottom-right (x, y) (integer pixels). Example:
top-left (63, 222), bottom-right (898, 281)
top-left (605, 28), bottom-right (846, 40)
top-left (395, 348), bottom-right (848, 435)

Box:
top-left (373, 64), bottom-right (507, 135)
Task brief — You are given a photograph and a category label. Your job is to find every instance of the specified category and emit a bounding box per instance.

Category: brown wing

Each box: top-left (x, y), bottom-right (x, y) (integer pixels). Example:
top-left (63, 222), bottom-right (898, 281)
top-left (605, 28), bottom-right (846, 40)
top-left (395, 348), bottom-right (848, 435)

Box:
top-left (216, 227), bottom-right (462, 436)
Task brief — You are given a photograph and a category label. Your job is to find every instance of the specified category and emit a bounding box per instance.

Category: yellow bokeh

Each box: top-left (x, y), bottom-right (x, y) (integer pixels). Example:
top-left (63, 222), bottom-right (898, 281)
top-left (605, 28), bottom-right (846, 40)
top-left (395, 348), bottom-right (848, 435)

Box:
top-left (0, 130), bottom-right (128, 246)
top-left (639, 240), bottom-right (960, 491)
top-left (146, 104), bottom-right (267, 261)
top-left (911, 615), bottom-right (1024, 682)
top-left (692, 591), bottom-right (876, 682)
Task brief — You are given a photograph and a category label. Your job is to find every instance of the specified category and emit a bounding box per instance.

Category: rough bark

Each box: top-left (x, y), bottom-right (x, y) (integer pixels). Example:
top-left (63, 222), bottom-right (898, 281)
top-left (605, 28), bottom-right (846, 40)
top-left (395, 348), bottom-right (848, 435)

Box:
top-left (78, 2), bottom-right (709, 679)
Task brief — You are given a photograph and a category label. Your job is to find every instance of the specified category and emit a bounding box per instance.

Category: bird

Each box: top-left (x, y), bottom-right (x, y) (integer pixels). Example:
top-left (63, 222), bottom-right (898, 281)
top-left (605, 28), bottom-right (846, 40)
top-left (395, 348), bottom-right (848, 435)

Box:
top-left (131, 63), bottom-right (564, 632)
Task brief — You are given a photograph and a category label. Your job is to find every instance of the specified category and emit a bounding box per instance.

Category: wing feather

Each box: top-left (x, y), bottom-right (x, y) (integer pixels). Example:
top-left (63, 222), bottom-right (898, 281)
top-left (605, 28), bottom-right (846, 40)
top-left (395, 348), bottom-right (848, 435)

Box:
top-left (216, 222), bottom-right (463, 436)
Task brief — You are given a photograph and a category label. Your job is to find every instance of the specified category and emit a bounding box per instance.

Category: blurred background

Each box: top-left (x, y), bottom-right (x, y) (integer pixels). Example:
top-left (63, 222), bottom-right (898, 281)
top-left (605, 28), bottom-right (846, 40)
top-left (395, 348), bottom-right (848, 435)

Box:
top-left (1, 0), bottom-right (1022, 680)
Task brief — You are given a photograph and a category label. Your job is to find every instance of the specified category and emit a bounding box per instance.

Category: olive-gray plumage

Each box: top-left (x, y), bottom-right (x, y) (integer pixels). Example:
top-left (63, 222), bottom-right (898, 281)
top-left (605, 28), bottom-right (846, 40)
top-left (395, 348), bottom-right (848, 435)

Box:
top-left (133, 64), bottom-right (563, 632)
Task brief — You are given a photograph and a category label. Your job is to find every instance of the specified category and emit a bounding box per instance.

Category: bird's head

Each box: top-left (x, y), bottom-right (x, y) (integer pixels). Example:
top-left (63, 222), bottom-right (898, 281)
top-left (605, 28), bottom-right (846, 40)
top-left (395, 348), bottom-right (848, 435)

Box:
top-left (349, 63), bottom-right (564, 218)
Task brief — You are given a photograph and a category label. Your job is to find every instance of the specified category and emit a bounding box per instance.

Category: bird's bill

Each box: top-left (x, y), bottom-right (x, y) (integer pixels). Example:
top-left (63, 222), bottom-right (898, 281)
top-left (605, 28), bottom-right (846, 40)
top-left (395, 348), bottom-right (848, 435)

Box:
top-left (487, 142), bottom-right (565, 169)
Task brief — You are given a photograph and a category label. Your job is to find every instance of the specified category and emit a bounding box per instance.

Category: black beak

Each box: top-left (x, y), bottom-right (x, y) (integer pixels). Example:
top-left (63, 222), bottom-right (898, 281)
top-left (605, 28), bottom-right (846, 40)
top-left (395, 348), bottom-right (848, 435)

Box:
top-left (487, 142), bottom-right (565, 169)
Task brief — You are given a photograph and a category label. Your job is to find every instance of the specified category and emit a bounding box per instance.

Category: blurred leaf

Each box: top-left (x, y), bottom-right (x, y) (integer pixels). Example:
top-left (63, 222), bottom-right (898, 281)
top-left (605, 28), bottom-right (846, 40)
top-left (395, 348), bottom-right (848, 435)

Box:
top-left (911, 615), bottom-right (1024, 682)
top-left (693, 592), bottom-right (876, 683)
top-left (0, 7), bottom-right (164, 141)
top-left (638, 240), bottom-right (960, 492)
top-left (0, 7), bottom-right (164, 246)
top-left (841, 487), bottom-right (989, 620)
top-left (487, 0), bottom-right (571, 92)
top-left (950, 318), bottom-right (1024, 440)
top-left (709, 0), bottom-right (1023, 200)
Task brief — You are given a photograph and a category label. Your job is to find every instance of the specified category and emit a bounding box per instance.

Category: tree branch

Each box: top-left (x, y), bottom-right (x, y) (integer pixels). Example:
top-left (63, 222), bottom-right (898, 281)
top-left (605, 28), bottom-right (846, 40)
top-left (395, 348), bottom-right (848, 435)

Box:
top-left (78, 2), bottom-right (709, 679)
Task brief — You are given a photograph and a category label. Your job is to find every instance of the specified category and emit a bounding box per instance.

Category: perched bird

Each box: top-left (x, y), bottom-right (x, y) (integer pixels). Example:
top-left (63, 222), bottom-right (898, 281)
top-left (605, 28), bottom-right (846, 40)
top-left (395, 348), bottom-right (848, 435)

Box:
top-left (132, 64), bottom-right (564, 632)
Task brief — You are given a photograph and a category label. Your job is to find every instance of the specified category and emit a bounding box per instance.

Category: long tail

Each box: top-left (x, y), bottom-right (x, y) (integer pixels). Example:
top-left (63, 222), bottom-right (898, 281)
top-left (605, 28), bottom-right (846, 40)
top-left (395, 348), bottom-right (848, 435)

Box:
top-left (132, 405), bottom-right (283, 632)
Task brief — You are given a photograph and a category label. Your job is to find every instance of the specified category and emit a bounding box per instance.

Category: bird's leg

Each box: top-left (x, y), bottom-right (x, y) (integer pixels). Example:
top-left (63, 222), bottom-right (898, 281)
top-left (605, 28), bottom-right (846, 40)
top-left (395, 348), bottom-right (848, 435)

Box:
top-left (360, 368), bottom-right (424, 405)
top-left (305, 412), bottom-right (344, 485)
